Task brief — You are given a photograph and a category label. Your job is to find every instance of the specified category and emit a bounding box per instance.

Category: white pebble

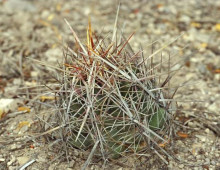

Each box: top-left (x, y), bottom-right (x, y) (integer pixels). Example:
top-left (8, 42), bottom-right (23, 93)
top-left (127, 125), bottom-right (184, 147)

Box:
top-left (205, 128), bottom-right (210, 133)
top-left (0, 158), bottom-right (5, 162)
top-left (0, 99), bottom-right (17, 114)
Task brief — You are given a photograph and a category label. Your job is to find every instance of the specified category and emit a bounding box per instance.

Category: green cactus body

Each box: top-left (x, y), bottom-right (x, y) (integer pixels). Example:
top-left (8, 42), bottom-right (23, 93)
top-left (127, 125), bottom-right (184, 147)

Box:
top-left (69, 78), bottom-right (167, 157)
top-left (149, 107), bottom-right (166, 130)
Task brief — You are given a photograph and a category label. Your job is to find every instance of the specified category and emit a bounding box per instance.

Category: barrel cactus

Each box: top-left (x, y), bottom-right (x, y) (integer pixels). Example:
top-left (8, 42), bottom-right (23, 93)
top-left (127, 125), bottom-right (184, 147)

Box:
top-left (54, 18), bottom-right (175, 161)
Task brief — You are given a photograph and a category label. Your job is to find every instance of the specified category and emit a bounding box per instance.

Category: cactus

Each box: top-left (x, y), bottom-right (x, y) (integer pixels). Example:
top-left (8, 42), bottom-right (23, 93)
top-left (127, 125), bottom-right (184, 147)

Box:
top-left (55, 17), bottom-right (176, 162)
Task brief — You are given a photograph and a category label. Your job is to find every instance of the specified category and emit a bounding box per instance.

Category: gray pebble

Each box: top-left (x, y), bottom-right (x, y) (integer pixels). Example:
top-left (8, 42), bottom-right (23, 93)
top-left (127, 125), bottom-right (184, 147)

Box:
top-left (211, 160), bottom-right (215, 165)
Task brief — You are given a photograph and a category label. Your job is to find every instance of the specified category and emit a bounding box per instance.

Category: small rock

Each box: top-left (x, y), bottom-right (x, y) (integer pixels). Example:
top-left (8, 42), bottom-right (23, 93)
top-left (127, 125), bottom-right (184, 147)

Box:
top-left (30, 71), bottom-right (39, 78)
top-left (196, 155), bottom-right (201, 159)
top-left (48, 164), bottom-right (56, 170)
top-left (176, 140), bottom-right (184, 146)
top-left (18, 124), bottom-right (29, 134)
top-left (7, 155), bottom-right (16, 166)
top-left (83, 7), bottom-right (91, 15)
top-left (178, 164), bottom-right (184, 168)
top-left (41, 10), bottom-right (50, 18)
top-left (91, 165), bottom-right (99, 170)
top-left (195, 135), bottom-right (206, 142)
top-left (0, 99), bottom-right (18, 116)
top-left (10, 144), bottom-right (18, 150)
top-left (0, 158), bottom-right (5, 162)
top-left (36, 156), bottom-right (47, 163)
top-left (13, 78), bottom-right (22, 85)
top-left (9, 121), bottom-right (17, 131)
top-left (205, 128), bottom-right (210, 134)
top-left (171, 64), bottom-right (181, 71)
top-left (17, 156), bottom-right (29, 165)
top-left (214, 74), bottom-right (220, 80)
top-left (205, 158), bottom-right (210, 164)
top-left (192, 143), bottom-right (203, 155)
top-left (129, 13), bottom-right (136, 19)
top-left (24, 81), bottom-right (37, 87)
top-left (198, 64), bottom-right (207, 75)
top-left (8, 166), bottom-right (17, 170)
top-left (184, 28), bottom-right (196, 41)
top-left (68, 160), bottom-right (75, 168)
top-left (73, 149), bottom-right (79, 156)
top-left (208, 103), bottom-right (218, 112)
top-left (188, 121), bottom-right (197, 128)
top-left (211, 160), bottom-right (215, 165)
top-left (179, 15), bottom-right (191, 23)
top-left (4, 86), bottom-right (19, 97)
top-left (195, 33), bottom-right (210, 43)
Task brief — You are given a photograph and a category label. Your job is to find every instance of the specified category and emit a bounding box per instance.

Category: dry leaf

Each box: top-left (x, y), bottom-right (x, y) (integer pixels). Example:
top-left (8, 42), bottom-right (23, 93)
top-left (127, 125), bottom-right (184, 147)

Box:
top-left (156, 3), bottom-right (164, 9)
top-left (200, 43), bottom-right (207, 49)
top-left (206, 64), bottom-right (220, 74)
top-left (158, 139), bottom-right (170, 147)
top-left (0, 110), bottom-right (6, 119)
top-left (177, 132), bottom-right (189, 138)
top-left (191, 22), bottom-right (201, 28)
top-left (56, 3), bottom-right (61, 11)
top-left (215, 23), bottom-right (220, 31)
top-left (51, 43), bottom-right (58, 48)
top-left (40, 96), bottom-right (55, 102)
top-left (47, 14), bottom-right (54, 21)
top-left (185, 61), bottom-right (191, 67)
top-left (18, 107), bottom-right (30, 113)
top-left (206, 63), bottom-right (215, 72)
top-left (17, 121), bottom-right (30, 130)
top-left (30, 145), bottom-right (35, 149)
top-left (133, 9), bottom-right (140, 14)
top-left (214, 69), bottom-right (220, 74)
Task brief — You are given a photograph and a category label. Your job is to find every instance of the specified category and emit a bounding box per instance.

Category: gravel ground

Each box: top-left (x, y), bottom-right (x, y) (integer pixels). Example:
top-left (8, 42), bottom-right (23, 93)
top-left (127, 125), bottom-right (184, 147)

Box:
top-left (0, 0), bottom-right (219, 169)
